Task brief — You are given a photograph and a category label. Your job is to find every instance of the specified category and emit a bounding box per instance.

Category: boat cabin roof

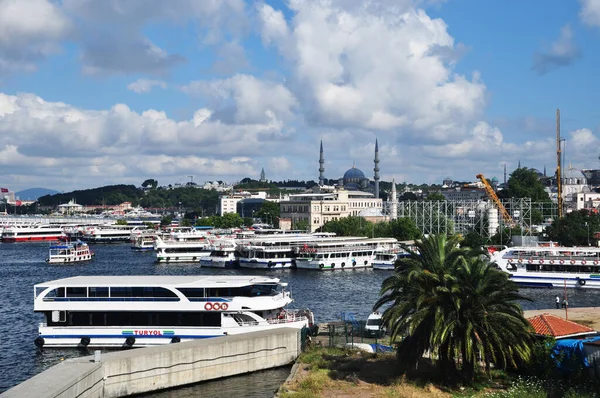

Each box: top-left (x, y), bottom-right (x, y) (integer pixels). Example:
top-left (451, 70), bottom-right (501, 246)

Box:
top-left (35, 275), bottom-right (283, 288)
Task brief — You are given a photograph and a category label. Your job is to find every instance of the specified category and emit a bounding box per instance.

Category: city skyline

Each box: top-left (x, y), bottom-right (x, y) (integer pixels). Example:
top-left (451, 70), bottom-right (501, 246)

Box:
top-left (2, 0), bottom-right (600, 192)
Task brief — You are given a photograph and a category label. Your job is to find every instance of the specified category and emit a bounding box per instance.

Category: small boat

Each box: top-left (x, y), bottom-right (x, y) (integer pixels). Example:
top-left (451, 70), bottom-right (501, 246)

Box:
top-left (46, 240), bottom-right (94, 264)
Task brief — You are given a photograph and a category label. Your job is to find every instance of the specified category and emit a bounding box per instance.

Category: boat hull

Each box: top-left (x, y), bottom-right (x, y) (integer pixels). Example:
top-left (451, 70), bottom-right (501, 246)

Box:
top-left (36, 319), bottom-right (309, 348)
top-left (507, 273), bottom-right (600, 289)
top-left (295, 259), bottom-right (371, 270)
top-left (2, 235), bottom-right (62, 242)
top-left (47, 255), bottom-right (93, 264)
top-left (156, 253), bottom-right (209, 263)
top-left (238, 259), bottom-right (294, 269)
top-left (200, 258), bottom-right (238, 268)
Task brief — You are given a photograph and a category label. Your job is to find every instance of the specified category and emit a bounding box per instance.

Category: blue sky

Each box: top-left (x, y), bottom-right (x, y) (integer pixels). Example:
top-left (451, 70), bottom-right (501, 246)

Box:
top-left (1, 0), bottom-right (600, 192)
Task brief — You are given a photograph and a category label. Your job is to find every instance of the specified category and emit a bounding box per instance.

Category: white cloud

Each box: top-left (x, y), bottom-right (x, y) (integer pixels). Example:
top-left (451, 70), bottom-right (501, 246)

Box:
top-left (267, 157), bottom-right (292, 174)
top-left (61, 0), bottom-right (247, 75)
top-left (180, 74), bottom-right (298, 124)
top-left (580, 0), bottom-right (600, 26)
top-left (257, 1), bottom-right (487, 139)
top-left (0, 0), bottom-right (71, 74)
top-left (532, 25), bottom-right (581, 75)
top-left (0, 92), bottom-right (293, 190)
top-left (127, 79), bottom-right (168, 94)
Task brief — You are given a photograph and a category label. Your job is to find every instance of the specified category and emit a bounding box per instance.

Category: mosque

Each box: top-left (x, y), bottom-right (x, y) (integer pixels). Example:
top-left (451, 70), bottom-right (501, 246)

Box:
top-left (318, 139), bottom-right (381, 198)
top-left (278, 140), bottom-right (389, 232)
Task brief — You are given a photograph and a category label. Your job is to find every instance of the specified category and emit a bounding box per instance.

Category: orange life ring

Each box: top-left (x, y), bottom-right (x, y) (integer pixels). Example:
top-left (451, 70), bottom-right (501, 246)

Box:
top-left (528, 259), bottom-right (533, 264)
top-left (213, 302), bottom-right (221, 311)
top-left (571, 260), bottom-right (576, 265)
top-left (549, 260), bottom-right (554, 265)
top-left (560, 259), bottom-right (565, 264)
top-left (582, 260), bottom-right (587, 265)
top-left (594, 260), bottom-right (599, 265)
top-left (539, 259), bottom-right (544, 264)
top-left (221, 303), bottom-right (228, 310)
top-left (518, 258), bottom-right (523, 263)
top-left (205, 302), bottom-right (213, 311)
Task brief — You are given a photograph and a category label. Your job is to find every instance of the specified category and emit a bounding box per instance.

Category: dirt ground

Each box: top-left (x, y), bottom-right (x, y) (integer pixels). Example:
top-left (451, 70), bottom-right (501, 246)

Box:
top-left (523, 307), bottom-right (600, 330)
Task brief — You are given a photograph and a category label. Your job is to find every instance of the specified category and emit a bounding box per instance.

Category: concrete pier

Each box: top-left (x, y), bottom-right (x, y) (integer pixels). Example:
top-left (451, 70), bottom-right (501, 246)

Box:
top-left (2, 327), bottom-right (301, 398)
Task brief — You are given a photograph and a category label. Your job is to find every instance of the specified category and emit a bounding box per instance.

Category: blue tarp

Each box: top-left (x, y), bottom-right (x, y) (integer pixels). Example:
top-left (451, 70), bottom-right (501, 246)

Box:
top-left (552, 336), bottom-right (600, 370)
top-left (370, 344), bottom-right (394, 353)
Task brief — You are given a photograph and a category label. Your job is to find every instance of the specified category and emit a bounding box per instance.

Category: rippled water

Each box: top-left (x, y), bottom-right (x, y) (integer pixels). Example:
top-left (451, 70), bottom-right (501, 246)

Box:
top-left (1, 242), bottom-right (599, 395)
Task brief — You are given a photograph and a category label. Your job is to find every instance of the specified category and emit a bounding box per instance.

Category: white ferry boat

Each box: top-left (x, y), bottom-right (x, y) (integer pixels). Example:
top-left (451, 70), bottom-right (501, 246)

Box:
top-left (131, 230), bottom-right (158, 251)
top-left (491, 245), bottom-right (600, 288)
top-left (238, 234), bottom-right (325, 269)
top-left (372, 242), bottom-right (413, 270)
top-left (1, 224), bottom-right (64, 242)
top-left (200, 239), bottom-right (238, 268)
top-left (33, 275), bottom-right (314, 348)
top-left (295, 237), bottom-right (398, 270)
top-left (154, 236), bottom-right (211, 263)
top-left (46, 241), bottom-right (94, 264)
top-left (82, 225), bottom-right (145, 243)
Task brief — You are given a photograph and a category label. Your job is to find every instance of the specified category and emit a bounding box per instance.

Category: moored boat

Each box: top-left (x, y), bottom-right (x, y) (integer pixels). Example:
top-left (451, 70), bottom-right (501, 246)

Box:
top-left (46, 240), bottom-right (94, 264)
top-left (295, 237), bottom-right (398, 270)
top-left (492, 245), bottom-right (600, 288)
top-left (1, 224), bottom-right (64, 242)
top-left (33, 275), bottom-right (315, 348)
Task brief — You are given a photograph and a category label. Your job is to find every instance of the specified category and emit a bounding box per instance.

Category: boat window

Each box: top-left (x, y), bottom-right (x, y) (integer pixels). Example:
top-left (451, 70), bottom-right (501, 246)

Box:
top-left (43, 287), bottom-right (65, 298)
top-left (66, 287), bottom-right (87, 298)
top-left (110, 287), bottom-right (178, 298)
top-left (89, 287), bottom-right (109, 298)
top-left (35, 287), bottom-right (48, 298)
top-left (178, 288), bottom-right (205, 298)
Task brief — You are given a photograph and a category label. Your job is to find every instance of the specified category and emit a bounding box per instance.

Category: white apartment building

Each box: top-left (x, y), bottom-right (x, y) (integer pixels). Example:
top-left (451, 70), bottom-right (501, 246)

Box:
top-left (219, 191), bottom-right (268, 216)
top-left (279, 187), bottom-right (383, 232)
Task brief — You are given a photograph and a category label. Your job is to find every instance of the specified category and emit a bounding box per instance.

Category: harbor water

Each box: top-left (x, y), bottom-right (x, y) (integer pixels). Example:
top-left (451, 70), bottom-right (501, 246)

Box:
top-left (1, 242), bottom-right (599, 395)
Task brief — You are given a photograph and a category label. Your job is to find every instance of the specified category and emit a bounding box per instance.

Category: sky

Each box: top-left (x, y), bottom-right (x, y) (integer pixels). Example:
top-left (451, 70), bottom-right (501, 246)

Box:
top-left (2, 0), bottom-right (600, 192)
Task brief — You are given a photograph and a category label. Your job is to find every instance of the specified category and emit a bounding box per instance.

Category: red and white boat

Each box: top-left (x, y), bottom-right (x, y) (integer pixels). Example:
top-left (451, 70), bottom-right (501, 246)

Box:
top-left (1, 224), bottom-right (64, 242)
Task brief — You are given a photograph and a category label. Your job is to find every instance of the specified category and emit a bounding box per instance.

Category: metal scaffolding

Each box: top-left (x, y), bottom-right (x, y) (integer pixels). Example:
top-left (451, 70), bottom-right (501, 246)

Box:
top-left (396, 199), bottom-right (534, 240)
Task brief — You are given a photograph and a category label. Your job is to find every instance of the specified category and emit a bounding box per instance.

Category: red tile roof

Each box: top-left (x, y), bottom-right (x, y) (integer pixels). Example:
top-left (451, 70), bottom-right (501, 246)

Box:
top-left (527, 313), bottom-right (596, 339)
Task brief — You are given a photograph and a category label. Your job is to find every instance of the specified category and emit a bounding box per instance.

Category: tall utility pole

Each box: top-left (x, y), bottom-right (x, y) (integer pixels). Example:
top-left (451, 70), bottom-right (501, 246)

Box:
top-left (556, 109), bottom-right (563, 219)
top-left (187, 175), bottom-right (194, 185)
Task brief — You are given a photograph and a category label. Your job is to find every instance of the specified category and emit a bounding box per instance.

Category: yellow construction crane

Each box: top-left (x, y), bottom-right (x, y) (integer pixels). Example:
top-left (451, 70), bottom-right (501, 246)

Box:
top-left (476, 173), bottom-right (516, 227)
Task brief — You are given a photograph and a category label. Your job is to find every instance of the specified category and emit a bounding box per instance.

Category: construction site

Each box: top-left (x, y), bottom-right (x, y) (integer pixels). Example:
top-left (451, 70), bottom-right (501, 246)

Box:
top-left (394, 109), bottom-right (568, 242)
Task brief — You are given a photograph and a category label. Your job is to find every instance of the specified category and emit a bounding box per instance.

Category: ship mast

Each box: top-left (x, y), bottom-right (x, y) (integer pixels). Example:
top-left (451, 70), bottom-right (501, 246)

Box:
top-left (556, 109), bottom-right (563, 218)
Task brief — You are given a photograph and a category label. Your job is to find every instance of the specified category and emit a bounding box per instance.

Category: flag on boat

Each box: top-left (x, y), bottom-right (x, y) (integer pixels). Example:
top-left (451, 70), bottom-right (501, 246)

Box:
top-left (15, 200), bottom-right (22, 206)
top-left (0, 188), bottom-right (8, 193)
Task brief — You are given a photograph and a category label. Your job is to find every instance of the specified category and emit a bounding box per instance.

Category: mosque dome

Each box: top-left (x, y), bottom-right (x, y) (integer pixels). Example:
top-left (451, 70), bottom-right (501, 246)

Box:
top-left (358, 207), bottom-right (384, 217)
top-left (343, 166), bottom-right (366, 184)
top-left (563, 167), bottom-right (586, 185)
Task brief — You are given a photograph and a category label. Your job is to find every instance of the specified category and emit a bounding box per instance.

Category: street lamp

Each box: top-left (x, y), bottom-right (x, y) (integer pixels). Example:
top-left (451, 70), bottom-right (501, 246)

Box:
top-left (585, 222), bottom-right (590, 246)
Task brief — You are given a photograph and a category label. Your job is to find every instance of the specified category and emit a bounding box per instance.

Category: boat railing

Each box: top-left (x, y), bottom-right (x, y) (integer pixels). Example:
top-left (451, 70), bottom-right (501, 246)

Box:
top-left (267, 314), bottom-right (308, 325)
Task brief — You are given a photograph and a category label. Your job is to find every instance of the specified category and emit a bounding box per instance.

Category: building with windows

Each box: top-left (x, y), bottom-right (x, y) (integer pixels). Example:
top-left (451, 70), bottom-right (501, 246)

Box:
top-left (219, 191), bottom-right (268, 216)
top-left (279, 186), bottom-right (383, 232)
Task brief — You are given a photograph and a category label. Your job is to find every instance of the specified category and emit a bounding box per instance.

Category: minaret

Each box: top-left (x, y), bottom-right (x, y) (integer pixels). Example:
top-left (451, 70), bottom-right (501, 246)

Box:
top-left (374, 139), bottom-right (380, 199)
top-left (260, 167), bottom-right (266, 182)
top-left (503, 164), bottom-right (507, 184)
top-left (391, 177), bottom-right (397, 220)
top-left (319, 140), bottom-right (325, 186)
top-left (518, 159), bottom-right (521, 169)
top-left (543, 165), bottom-right (547, 177)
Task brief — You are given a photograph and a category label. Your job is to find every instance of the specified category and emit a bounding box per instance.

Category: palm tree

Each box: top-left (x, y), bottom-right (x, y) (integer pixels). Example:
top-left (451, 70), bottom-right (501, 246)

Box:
top-left (374, 234), bottom-right (532, 384)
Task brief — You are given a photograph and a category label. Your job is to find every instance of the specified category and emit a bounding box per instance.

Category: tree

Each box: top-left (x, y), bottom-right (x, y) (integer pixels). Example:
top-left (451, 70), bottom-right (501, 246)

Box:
top-left (374, 234), bottom-right (532, 384)
top-left (545, 209), bottom-right (600, 246)
top-left (506, 168), bottom-right (550, 202)
top-left (141, 179), bottom-right (158, 189)
top-left (387, 218), bottom-right (422, 241)
top-left (425, 192), bottom-right (445, 201)
top-left (294, 219), bottom-right (309, 232)
top-left (399, 192), bottom-right (419, 201)
top-left (255, 201), bottom-right (281, 227)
